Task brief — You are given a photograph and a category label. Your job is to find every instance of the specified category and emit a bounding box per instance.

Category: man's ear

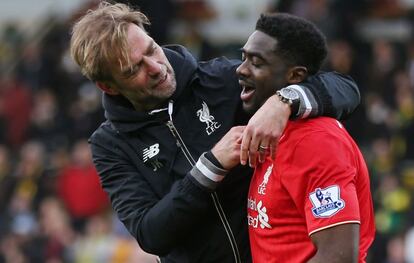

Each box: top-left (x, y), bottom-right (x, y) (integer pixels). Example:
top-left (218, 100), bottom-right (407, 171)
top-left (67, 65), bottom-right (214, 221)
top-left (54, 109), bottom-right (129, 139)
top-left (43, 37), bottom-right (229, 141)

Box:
top-left (286, 66), bottom-right (308, 84)
top-left (96, 81), bottom-right (120, 95)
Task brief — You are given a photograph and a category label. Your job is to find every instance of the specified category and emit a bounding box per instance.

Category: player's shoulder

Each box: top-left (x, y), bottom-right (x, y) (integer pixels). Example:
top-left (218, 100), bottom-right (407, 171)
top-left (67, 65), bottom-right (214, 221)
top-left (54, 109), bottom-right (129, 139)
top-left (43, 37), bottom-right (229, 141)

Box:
top-left (289, 117), bottom-right (344, 133)
top-left (283, 117), bottom-right (347, 144)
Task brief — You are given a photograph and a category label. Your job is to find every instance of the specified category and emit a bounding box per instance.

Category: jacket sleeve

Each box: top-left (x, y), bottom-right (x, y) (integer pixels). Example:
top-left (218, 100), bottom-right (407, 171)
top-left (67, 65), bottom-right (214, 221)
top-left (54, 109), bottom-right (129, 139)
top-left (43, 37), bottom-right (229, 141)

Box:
top-left (294, 71), bottom-right (360, 120)
top-left (90, 139), bottom-right (213, 256)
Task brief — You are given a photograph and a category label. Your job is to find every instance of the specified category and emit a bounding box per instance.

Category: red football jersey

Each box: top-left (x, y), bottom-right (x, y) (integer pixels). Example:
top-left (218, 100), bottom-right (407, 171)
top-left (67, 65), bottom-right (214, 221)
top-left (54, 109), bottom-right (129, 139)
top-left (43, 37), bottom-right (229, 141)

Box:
top-left (247, 117), bottom-right (375, 263)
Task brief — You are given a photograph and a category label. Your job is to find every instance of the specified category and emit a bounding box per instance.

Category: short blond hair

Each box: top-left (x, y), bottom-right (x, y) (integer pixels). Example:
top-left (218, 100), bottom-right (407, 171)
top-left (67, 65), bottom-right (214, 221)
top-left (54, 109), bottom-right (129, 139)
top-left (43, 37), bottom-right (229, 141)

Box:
top-left (70, 1), bottom-right (149, 81)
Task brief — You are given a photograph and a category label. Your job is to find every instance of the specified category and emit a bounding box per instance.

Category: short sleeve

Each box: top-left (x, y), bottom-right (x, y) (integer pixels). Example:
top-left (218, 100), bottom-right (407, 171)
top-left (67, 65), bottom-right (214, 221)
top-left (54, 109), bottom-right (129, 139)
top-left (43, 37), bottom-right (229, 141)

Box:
top-left (281, 130), bottom-right (361, 236)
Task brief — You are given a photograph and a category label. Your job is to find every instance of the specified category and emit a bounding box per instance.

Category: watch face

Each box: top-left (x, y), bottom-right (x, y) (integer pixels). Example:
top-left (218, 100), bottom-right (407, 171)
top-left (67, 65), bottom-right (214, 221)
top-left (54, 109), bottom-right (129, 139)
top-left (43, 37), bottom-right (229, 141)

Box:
top-left (281, 88), bottom-right (299, 100)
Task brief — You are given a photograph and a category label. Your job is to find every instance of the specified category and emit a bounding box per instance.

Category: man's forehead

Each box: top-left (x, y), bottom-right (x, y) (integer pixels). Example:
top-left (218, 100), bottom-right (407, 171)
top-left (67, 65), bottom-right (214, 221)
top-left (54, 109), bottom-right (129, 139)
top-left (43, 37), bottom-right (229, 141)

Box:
top-left (243, 30), bottom-right (278, 54)
top-left (111, 25), bottom-right (152, 73)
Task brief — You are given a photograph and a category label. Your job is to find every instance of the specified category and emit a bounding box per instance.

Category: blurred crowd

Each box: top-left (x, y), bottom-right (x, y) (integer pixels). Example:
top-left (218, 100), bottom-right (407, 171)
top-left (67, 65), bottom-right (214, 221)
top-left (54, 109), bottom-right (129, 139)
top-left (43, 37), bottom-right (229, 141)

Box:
top-left (0, 0), bottom-right (413, 262)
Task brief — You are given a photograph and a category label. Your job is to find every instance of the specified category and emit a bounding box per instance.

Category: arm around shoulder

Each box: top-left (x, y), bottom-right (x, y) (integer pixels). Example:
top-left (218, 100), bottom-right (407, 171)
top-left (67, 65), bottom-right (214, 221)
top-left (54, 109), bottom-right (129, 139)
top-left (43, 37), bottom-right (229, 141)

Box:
top-left (293, 71), bottom-right (360, 120)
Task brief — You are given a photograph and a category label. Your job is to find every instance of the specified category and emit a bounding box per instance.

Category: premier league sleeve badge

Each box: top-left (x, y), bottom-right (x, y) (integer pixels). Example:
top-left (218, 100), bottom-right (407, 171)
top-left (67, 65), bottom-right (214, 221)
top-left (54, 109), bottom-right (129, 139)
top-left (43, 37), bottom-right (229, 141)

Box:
top-left (309, 185), bottom-right (345, 218)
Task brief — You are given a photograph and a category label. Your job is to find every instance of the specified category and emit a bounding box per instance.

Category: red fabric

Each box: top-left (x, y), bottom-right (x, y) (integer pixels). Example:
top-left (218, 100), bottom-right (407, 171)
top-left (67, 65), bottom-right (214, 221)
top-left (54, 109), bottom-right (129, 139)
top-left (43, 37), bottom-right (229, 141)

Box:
top-left (248, 117), bottom-right (375, 263)
top-left (0, 79), bottom-right (32, 147)
top-left (57, 164), bottom-right (109, 218)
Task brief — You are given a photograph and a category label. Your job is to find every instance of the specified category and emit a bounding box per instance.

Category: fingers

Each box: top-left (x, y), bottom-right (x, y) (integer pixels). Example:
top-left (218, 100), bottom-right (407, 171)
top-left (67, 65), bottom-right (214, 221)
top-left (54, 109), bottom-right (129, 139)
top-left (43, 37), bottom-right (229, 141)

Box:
top-left (212, 126), bottom-right (245, 169)
top-left (239, 95), bottom-right (291, 167)
top-left (258, 147), bottom-right (266, 164)
top-left (240, 129), bottom-right (251, 166)
top-left (249, 130), bottom-right (263, 167)
top-left (240, 128), bottom-right (280, 167)
top-left (240, 126), bottom-right (266, 167)
top-left (240, 127), bottom-right (269, 168)
top-left (258, 144), bottom-right (269, 164)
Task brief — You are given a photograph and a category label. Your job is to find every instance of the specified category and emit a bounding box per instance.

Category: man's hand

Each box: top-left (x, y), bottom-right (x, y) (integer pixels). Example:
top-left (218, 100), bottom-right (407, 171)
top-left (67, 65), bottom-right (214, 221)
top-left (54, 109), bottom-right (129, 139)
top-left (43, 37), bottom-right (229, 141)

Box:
top-left (211, 126), bottom-right (245, 170)
top-left (240, 95), bottom-right (290, 167)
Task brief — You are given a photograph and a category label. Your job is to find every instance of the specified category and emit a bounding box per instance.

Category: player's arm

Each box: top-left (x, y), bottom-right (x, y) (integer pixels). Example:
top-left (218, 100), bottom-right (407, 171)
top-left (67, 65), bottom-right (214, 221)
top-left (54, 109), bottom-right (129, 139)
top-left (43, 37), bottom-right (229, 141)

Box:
top-left (300, 71), bottom-right (360, 120)
top-left (282, 127), bottom-right (366, 263)
top-left (308, 223), bottom-right (360, 263)
top-left (240, 71), bottom-right (360, 166)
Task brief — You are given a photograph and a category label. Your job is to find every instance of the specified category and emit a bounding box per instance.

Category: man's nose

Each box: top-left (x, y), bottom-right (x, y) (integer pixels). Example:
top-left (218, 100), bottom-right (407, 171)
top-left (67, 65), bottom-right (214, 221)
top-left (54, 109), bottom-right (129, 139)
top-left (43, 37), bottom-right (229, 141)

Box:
top-left (236, 60), bottom-right (249, 78)
top-left (143, 57), bottom-right (161, 76)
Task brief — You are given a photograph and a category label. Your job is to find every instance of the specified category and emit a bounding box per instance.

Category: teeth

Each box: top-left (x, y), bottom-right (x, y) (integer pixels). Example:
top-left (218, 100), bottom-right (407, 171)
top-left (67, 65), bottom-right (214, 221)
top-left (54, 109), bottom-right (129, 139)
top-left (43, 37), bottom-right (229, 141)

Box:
top-left (244, 86), bottom-right (254, 91)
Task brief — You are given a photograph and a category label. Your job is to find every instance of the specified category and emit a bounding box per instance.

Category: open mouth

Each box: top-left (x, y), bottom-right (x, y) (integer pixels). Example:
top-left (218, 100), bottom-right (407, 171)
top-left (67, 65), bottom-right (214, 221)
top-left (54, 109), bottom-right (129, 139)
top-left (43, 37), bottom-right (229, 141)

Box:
top-left (239, 80), bottom-right (255, 102)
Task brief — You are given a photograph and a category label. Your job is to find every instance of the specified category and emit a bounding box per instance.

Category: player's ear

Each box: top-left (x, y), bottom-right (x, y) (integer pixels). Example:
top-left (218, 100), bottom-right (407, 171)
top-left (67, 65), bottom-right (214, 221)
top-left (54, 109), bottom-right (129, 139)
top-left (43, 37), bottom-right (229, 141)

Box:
top-left (286, 66), bottom-right (308, 84)
top-left (96, 81), bottom-right (120, 95)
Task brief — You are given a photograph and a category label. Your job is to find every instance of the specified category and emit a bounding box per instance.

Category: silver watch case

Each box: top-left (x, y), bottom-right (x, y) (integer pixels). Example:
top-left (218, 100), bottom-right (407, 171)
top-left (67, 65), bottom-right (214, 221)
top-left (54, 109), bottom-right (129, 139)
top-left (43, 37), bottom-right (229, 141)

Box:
top-left (277, 87), bottom-right (300, 105)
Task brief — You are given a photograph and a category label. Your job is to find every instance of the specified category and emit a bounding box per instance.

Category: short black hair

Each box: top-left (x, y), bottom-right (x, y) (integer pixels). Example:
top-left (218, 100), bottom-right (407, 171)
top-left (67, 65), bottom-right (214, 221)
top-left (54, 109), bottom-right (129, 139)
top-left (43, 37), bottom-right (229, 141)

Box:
top-left (256, 13), bottom-right (327, 74)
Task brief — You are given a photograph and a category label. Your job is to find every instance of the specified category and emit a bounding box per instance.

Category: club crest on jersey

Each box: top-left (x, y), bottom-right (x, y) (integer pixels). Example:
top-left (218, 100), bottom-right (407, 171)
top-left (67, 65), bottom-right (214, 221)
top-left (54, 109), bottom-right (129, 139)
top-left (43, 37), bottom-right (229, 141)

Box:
top-left (197, 101), bottom-right (221, 135)
top-left (258, 164), bottom-right (273, 195)
top-left (309, 185), bottom-right (345, 218)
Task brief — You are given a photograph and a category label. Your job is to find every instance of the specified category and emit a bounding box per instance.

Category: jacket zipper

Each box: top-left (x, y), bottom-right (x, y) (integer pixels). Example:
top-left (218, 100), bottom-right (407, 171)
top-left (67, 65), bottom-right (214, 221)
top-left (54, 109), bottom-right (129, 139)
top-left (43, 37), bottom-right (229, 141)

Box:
top-left (166, 101), bottom-right (242, 263)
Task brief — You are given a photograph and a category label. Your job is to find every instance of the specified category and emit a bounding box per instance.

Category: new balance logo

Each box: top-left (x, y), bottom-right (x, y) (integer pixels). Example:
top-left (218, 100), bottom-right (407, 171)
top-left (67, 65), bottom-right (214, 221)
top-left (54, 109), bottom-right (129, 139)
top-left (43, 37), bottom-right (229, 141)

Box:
top-left (143, 144), bottom-right (160, 162)
top-left (142, 143), bottom-right (163, 171)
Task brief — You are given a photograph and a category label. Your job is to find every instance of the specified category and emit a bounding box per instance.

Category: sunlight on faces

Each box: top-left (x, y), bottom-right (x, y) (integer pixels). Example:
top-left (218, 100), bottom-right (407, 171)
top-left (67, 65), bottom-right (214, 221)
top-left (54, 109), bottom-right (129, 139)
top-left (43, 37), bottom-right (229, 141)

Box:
top-left (237, 31), bottom-right (289, 115)
top-left (107, 24), bottom-right (176, 111)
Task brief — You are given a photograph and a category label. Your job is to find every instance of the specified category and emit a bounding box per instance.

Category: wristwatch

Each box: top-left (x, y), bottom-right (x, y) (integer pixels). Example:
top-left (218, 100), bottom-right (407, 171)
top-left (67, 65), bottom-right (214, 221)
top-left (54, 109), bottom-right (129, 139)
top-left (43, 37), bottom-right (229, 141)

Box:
top-left (276, 86), bottom-right (300, 119)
